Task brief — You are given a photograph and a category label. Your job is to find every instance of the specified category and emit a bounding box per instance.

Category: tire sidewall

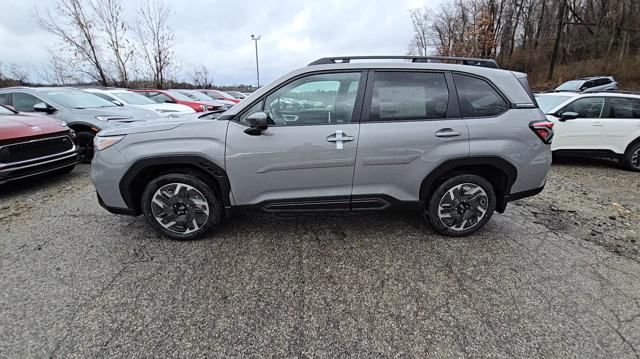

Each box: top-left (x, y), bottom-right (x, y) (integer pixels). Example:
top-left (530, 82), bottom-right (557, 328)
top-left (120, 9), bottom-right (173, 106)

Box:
top-left (426, 174), bottom-right (497, 237)
top-left (624, 143), bottom-right (640, 172)
top-left (141, 173), bottom-right (222, 240)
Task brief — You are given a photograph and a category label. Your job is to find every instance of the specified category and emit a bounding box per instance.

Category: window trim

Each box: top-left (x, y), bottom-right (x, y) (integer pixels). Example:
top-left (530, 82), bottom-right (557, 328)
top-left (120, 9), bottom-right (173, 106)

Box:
top-left (231, 69), bottom-right (368, 127)
top-left (451, 71), bottom-right (511, 119)
top-left (360, 69), bottom-right (456, 124)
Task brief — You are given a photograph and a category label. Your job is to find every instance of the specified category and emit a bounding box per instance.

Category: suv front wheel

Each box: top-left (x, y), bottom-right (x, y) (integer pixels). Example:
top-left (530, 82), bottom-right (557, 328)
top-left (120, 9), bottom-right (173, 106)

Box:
top-left (425, 174), bottom-right (496, 237)
top-left (141, 173), bottom-right (222, 240)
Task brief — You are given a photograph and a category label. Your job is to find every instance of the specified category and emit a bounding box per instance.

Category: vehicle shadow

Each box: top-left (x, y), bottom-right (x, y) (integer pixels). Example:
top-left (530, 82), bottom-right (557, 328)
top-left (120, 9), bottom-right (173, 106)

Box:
top-left (0, 164), bottom-right (89, 199)
top-left (552, 155), bottom-right (622, 170)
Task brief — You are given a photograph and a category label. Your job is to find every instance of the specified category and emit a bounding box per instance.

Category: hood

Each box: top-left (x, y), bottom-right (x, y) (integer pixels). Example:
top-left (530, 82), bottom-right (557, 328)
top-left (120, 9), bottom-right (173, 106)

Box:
top-left (0, 114), bottom-right (68, 141)
top-left (97, 114), bottom-right (204, 136)
top-left (68, 105), bottom-right (161, 121)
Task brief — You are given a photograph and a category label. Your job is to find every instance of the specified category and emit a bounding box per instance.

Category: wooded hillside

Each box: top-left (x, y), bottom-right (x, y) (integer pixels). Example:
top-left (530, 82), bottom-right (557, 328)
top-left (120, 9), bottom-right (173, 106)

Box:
top-left (409, 0), bottom-right (640, 89)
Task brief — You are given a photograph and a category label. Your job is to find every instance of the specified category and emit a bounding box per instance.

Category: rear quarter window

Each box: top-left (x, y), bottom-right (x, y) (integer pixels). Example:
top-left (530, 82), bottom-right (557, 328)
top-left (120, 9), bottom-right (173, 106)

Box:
top-left (453, 74), bottom-right (509, 117)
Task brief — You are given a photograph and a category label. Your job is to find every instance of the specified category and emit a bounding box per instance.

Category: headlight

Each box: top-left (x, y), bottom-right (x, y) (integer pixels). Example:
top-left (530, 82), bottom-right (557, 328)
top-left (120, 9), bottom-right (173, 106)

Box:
top-left (94, 135), bottom-right (125, 151)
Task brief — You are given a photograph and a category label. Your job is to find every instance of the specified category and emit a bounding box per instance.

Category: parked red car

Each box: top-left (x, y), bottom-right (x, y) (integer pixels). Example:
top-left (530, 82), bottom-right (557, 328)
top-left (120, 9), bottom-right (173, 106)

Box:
top-left (133, 89), bottom-right (224, 112)
top-left (199, 89), bottom-right (241, 104)
top-left (0, 105), bottom-right (79, 184)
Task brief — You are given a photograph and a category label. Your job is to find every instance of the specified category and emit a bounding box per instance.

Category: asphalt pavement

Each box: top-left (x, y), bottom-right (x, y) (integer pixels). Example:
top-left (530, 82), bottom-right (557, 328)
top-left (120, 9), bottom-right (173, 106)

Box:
top-left (0, 163), bottom-right (639, 358)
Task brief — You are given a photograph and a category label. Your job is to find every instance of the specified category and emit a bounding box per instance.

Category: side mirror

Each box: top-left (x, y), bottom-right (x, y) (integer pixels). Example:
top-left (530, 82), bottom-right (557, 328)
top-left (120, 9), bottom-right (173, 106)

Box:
top-left (244, 112), bottom-right (268, 136)
top-left (33, 102), bottom-right (57, 113)
top-left (164, 99), bottom-right (176, 104)
top-left (559, 111), bottom-right (579, 121)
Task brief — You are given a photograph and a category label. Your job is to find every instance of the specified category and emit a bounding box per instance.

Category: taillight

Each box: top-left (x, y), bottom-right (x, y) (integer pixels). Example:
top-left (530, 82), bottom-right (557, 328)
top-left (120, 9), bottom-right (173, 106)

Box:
top-left (529, 120), bottom-right (554, 144)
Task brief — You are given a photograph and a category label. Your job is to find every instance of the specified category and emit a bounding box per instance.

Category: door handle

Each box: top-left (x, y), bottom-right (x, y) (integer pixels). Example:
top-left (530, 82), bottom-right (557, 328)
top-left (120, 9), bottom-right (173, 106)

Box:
top-left (435, 128), bottom-right (461, 138)
top-left (326, 130), bottom-right (354, 149)
top-left (592, 122), bottom-right (604, 127)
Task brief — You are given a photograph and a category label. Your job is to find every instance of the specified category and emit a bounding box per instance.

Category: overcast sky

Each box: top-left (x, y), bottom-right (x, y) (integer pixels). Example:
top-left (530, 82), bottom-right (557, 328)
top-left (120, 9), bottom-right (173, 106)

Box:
top-left (0, 0), bottom-right (442, 86)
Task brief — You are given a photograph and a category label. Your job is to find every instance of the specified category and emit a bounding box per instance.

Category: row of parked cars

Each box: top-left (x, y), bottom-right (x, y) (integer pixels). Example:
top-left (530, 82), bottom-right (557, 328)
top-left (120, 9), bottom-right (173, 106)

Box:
top-left (0, 87), bottom-right (250, 184)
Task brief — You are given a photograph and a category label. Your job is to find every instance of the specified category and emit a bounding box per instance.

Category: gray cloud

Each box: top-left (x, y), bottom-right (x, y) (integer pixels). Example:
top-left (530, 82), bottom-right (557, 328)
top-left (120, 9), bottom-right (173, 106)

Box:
top-left (0, 0), bottom-right (441, 85)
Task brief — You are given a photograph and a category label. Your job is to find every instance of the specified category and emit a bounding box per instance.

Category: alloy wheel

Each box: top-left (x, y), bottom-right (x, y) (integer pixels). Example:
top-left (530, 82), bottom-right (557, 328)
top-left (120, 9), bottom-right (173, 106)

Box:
top-left (436, 183), bottom-right (489, 232)
top-left (150, 183), bottom-right (210, 235)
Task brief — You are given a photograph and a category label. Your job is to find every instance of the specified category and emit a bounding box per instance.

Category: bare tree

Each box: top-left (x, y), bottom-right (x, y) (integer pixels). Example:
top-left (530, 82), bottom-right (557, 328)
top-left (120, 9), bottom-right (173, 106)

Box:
top-left (91, 0), bottom-right (133, 86)
top-left (35, 0), bottom-right (109, 85)
top-left (191, 65), bottom-right (214, 88)
top-left (135, 0), bottom-right (175, 89)
top-left (408, 7), bottom-right (431, 55)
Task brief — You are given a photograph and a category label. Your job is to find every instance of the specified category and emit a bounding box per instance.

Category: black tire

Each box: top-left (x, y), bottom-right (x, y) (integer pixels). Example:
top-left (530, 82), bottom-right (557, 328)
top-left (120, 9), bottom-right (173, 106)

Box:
top-left (51, 165), bottom-right (76, 176)
top-left (425, 174), bottom-right (496, 237)
top-left (622, 142), bottom-right (640, 172)
top-left (141, 173), bottom-right (222, 240)
top-left (76, 131), bottom-right (95, 163)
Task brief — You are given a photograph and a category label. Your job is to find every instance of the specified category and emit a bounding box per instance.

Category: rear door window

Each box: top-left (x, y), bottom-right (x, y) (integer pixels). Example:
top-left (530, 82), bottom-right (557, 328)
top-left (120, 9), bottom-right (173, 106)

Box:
top-left (368, 71), bottom-right (449, 121)
top-left (453, 74), bottom-right (508, 117)
top-left (607, 97), bottom-right (640, 119)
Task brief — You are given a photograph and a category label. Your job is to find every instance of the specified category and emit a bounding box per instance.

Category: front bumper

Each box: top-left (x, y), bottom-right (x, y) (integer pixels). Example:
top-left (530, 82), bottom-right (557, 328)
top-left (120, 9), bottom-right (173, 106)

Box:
top-left (0, 148), bottom-right (79, 185)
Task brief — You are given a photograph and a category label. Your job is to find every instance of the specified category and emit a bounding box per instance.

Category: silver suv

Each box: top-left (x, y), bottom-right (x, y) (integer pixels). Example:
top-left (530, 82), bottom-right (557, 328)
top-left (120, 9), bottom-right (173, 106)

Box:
top-left (91, 56), bottom-right (553, 240)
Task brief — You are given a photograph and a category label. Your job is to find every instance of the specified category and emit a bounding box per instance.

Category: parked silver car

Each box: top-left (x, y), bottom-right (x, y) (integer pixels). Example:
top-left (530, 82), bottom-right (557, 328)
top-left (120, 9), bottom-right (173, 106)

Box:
top-left (0, 87), bottom-right (160, 161)
top-left (554, 76), bottom-right (618, 93)
top-left (91, 56), bottom-right (553, 240)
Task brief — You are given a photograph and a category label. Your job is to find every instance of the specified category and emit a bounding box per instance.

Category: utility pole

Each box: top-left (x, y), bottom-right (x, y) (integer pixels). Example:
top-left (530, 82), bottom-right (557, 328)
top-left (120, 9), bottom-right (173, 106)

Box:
top-left (251, 34), bottom-right (261, 87)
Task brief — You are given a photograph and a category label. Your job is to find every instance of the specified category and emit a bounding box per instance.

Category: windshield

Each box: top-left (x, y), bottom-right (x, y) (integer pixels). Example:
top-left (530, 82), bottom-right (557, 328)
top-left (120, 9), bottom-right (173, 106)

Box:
top-left (227, 91), bottom-right (245, 99)
top-left (44, 90), bottom-right (117, 108)
top-left (0, 105), bottom-right (14, 115)
top-left (216, 90), bottom-right (233, 98)
top-left (113, 91), bottom-right (156, 105)
top-left (167, 91), bottom-right (195, 101)
top-left (555, 80), bottom-right (584, 91)
top-left (179, 91), bottom-right (212, 102)
top-left (535, 95), bottom-right (573, 113)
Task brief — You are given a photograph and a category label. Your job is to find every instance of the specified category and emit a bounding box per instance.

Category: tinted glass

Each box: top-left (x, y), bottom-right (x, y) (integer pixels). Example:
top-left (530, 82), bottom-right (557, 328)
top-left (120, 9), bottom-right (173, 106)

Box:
top-left (146, 92), bottom-right (171, 103)
top-left (607, 97), bottom-right (640, 118)
top-left (44, 90), bottom-right (116, 108)
top-left (114, 92), bottom-right (155, 105)
top-left (264, 72), bottom-right (361, 126)
top-left (13, 93), bottom-right (42, 112)
top-left (369, 72), bottom-right (448, 121)
top-left (0, 93), bottom-right (11, 106)
top-left (180, 91), bottom-right (213, 102)
top-left (555, 80), bottom-right (584, 91)
top-left (454, 74), bottom-right (508, 117)
top-left (560, 97), bottom-right (605, 118)
top-left (91, 92), bottom-right (117, 102)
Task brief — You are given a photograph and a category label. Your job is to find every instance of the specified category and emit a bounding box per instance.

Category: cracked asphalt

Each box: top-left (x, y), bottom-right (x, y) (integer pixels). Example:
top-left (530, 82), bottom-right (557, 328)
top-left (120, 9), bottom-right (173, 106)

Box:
top-left (1, 160), bottom-right (639, 358)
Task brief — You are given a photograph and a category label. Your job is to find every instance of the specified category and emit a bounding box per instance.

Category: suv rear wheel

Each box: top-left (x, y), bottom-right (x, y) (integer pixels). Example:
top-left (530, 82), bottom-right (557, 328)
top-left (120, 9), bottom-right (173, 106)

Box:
top-left (141, 173), bottom-right (222, 240)
top-left (425, 174), bottom-right (496, 237)
top-left (622, 142), bottom-right (640, 172)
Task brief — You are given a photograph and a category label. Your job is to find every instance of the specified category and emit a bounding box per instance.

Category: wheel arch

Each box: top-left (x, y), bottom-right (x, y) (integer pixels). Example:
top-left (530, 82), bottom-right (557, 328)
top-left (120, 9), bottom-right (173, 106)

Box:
top-left (119, 155), bottom-right (232, 215)
top-left (624, 137), bottom-right (640, 155)
top-left (419, 157), bottom-right (517, 213)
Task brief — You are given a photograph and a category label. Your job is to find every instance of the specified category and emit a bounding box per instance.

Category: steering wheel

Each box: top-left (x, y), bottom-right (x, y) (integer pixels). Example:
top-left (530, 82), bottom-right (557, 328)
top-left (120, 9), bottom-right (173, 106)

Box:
top-left (268, 98), bottom-right (288, 126)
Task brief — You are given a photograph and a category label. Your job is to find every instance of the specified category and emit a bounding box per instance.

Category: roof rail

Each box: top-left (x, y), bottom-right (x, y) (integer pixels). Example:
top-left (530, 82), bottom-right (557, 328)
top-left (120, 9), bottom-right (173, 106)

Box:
top-left (308, 56), bottom-right (500, 69)
top-left (589, 90), bottom-right (640, 95)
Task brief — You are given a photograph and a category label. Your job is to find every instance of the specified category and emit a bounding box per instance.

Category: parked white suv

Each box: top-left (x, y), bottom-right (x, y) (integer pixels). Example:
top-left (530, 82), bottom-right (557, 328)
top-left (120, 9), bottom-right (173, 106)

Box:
top-left (536, 91), bottom-right (640, 171)
top-left (84, 88), bottom-right (196, 116)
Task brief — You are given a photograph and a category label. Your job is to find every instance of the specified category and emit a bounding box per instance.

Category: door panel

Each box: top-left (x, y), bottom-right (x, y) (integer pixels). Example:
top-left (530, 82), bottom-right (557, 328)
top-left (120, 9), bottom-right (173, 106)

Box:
top-left (225, 71), bottom-right (363, 207)
top-left (602, 97), bottom-right (640, 154)
top-left (550, 97), bottom-right (606, 151)
top-left (226, 122), bottom-right (359, 206)
top-left (352, 71), bottom-right (469, 203)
